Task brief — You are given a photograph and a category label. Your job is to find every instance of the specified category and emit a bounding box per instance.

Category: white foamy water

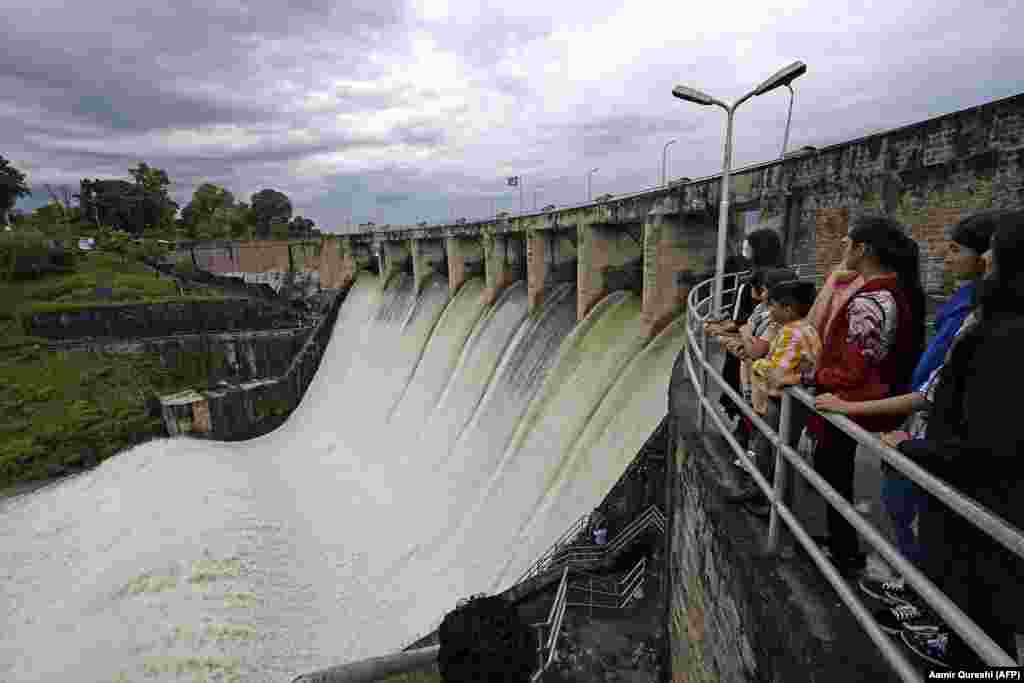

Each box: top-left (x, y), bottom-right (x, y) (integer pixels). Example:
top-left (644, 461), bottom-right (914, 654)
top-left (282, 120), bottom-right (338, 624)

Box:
top-left (0, 272), bottom-right (685, 682)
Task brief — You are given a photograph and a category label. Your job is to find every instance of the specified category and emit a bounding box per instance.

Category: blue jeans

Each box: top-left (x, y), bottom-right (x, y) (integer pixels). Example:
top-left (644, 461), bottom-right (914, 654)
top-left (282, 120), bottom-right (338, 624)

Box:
top-left (881, 467), bottom-right (927, 570)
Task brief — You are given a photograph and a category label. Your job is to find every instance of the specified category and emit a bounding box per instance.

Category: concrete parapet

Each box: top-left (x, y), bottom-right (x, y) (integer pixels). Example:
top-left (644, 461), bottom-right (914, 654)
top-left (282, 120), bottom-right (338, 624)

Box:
top-left (526, 230), bottom-right (576, 314)
top-left (641, 209), bottom-right (716, 338)
top-left (576, 222), bottom-right (643, 322)
top-left (445, 236), bottom-right (484, 294)
top-left (411, 238), bottom-right (447, 295)
top-left (483, 234), bottom-right (525, 306)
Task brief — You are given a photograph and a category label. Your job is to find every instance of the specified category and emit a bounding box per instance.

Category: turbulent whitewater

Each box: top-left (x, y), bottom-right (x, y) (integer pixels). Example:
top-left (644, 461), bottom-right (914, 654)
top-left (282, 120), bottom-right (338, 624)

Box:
top-left (0, 272), bottom-right (685, 682)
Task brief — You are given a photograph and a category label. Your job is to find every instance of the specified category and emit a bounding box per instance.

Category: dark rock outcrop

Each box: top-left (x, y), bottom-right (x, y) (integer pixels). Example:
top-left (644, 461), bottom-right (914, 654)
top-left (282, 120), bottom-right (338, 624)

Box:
top-left (439, 595), bottom-right (536, 683)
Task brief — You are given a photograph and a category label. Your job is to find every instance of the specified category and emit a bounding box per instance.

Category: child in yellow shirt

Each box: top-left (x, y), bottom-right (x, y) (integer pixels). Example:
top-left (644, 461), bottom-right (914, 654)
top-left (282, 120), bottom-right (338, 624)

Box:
top-left (729, 279), bottom-right (822, 515)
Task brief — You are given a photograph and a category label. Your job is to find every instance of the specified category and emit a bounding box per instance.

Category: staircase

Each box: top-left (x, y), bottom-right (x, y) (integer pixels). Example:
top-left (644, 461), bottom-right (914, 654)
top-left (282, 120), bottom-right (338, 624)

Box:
top-left (516, 504), bottom-right (666, 586)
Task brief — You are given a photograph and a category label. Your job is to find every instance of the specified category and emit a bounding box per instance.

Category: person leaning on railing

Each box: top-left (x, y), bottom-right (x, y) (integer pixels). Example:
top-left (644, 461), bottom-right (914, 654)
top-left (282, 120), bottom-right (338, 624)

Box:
top-left (714, 267), bottom-right (798, 471)
top-left (811, 211), bottom-right (1001, 643)
top-left (798, 216), bottom-right (928, 577)
top-left (716, 268), bottom-right (797, 406)
top-left (885, 210), bottom-right (1024, 669)
top-left (703, 228), bottom-right (788, 448)
top-left (727, 279), bottom-right (822, 517)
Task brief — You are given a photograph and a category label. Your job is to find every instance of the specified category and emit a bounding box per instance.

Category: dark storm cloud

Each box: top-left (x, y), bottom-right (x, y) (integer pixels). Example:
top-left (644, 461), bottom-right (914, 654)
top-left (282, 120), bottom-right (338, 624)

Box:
top-left (0, 0), bottom-right (407, 137)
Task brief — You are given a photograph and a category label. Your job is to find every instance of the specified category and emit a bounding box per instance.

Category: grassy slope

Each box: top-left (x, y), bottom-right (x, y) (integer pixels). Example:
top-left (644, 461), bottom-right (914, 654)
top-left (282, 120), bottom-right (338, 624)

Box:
top-left (0, 249), bottom-right (238, 490)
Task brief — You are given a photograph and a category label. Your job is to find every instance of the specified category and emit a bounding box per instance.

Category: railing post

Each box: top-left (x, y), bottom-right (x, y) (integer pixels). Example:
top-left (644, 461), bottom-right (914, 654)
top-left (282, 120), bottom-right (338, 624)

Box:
top-left (697, 322), bottom-right (710, 433)
top-left (767, 390), bottom-right (793, 552)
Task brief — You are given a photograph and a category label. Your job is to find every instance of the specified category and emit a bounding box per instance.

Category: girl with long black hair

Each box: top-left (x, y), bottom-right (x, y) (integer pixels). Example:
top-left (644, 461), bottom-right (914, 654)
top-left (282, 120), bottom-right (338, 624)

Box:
top-left (704, 228), bottom-right (786, 443)
top-left (801, 216), bottom-right (926, 574)
top-left (896, 210), bottom-right (1024, 668)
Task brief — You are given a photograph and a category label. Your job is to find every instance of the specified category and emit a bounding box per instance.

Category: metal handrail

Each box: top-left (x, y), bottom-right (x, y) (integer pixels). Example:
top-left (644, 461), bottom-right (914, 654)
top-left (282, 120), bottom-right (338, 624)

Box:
top-left (517, 504), bottom-right (664, 585)
top-left (516, 511), bottom-right (592, 584)
top-left (565, 557), bottom-right (649, 610)
top-left (540, 506), bottom-right (665, 577)
top-left (531, 566), bottom-right (571, 682)
top-left (683, 267), bottom-right (1024, 675)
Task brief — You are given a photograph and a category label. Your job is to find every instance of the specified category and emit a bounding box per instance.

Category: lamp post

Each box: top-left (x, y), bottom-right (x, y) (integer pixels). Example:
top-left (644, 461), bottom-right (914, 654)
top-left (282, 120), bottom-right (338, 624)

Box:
top-left (586, 167), bottom-right (599, 201)
top-left (534, 188), bottom-right (542, 211)
top-left (672, 61), bottom-right (807, 315)
top-left (662, 139), bottom-right (677, 186)
top-left (780, 84), bottom-right (795, 158)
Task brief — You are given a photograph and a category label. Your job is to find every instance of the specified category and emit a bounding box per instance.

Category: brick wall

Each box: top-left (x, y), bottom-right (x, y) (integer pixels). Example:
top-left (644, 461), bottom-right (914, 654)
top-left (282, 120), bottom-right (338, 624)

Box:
top-left (678, 93), bottom-right (1024, 290)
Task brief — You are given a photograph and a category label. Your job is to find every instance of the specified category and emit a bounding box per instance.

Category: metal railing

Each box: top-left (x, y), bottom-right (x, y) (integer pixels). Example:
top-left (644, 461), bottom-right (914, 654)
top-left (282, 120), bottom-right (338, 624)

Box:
top-left (684, 268), bottom-right (1024, 678)
top-left (530, 556), bottom-right (650, 682)
top-left (516, 504), bottom-right (666, 585)
top-left (531, 566), bottom-right (571, 682)
top-left (566, 556), bottom-right (650, 612)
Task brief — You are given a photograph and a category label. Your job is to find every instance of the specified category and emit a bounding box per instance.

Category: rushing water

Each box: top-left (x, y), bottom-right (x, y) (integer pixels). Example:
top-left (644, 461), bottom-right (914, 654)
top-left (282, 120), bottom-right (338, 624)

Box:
top-left (0, 272), bottom-right (685, 682)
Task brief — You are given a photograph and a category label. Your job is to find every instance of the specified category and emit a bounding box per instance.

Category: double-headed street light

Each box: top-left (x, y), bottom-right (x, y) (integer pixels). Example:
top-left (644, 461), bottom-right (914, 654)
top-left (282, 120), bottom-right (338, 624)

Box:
top-left (672, 60), bottom-right (807, 316)
top-left (586, 167), bottom-right (599, 201)
top-left (662, 139), bottom-right (677, 186)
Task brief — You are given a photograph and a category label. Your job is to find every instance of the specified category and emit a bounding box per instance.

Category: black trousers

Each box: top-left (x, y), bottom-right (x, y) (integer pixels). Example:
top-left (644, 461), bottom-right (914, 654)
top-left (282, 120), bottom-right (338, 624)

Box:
top-left (920, 493), bottom-right (1022, 664)
top-left (815, 419), bottom-right (860, 560)
top-left (718, 354), bottom-right (743, 418)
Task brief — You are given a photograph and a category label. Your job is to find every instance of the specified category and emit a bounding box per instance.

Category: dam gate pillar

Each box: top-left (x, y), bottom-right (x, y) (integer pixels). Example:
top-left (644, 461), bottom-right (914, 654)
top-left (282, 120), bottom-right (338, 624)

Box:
top-left (577, 221), bottom-right (643, 322)
top-left (446, 236), bottom-right (485, 294)
top-left (641, 199), bottom-right (717, 337)
top-left (527, 229), bottom-right (577, 315)
top-left (411, 238), bottom-right (447, 295)
top-left (483, 233), bottom-right (525, 306)
top-left (380, 241), bottom-right (412, 287)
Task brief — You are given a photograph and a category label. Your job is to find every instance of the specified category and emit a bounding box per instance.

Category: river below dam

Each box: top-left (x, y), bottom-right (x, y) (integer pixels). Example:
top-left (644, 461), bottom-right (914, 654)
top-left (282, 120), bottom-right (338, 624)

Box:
top-left (0, 271), bottom-right (685, 682)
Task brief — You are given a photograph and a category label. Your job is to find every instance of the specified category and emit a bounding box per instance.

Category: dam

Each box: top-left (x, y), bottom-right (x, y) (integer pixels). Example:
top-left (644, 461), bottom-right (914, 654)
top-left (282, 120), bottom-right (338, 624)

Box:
top-left (3, 91), bottom-right (1023, 682)
top-left (0, 267), bottom-right (685, 682)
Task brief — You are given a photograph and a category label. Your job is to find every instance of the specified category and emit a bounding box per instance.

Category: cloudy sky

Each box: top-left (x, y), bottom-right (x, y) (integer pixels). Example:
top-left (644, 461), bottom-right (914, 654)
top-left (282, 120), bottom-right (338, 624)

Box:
top-left (5, 0), bottom-right (1023, 231)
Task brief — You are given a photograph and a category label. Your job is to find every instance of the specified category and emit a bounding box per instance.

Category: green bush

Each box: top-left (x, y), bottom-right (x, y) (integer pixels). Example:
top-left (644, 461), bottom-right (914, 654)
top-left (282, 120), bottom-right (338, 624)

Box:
top-left (0, 232), bottom-right (77, 281)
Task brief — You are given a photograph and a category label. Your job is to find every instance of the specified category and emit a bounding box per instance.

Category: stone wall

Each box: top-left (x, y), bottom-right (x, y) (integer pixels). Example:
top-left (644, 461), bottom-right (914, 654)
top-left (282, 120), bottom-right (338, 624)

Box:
top-left (50, 327), bottom-right (312, 386)
top-left (670, 93), bottom-right (1024, 295)
top-left (191, 287), bottom-right (346, 440)
top-left (665, 352), bottom-right (897, 682)
top-left (25, 298), bottom-right (304, 339)
top-left (178, 237), bottom-right (361, 297)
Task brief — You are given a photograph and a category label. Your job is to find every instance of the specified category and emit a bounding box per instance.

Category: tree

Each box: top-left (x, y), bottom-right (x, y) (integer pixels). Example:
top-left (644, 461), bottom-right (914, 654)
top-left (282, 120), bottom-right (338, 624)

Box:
top-left (75, 162), bottom-right (177, 235)
top-left (0, 156), bottom-right (31, 227)
top-left (250, 189), bottom-right (292, 239)
top-left (181, 183), bottom-right (236, 237)
top-left (269, 218), bottom-right (290, 240)
top-left (288, 215), bottom-right (315, 238)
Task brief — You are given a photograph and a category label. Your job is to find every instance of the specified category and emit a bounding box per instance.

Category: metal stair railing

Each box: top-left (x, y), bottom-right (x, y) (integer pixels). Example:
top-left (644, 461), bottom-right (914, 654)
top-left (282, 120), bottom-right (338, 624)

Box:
top-left (530, 505), bottom-right (665, 581)
top-left (530, 566), bottom-right (570, 683)
top-left (516, 511), bottom-right (593, 584)
top-left (565, 557), bottom-right (650, 613)
top-left (685, 265), bottom-right (1024, 677)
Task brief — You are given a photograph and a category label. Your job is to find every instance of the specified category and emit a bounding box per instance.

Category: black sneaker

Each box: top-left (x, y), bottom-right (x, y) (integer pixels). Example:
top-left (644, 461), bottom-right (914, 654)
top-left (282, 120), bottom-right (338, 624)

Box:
top-left (901, 630), bottom-right (953, 669)
top-left (874, 603), bottom-right (940, 635)
top-left (859, 576), bottom-right (911, 606)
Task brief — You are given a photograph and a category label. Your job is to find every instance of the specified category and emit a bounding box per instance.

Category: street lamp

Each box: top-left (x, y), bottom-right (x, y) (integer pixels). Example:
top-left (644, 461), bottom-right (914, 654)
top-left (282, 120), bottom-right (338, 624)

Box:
top-left (662, 139), bottom-right (677, 186)
top-left (534, 187), bottom-right (542, 211)
top-left (780, 84), bottom-right (795, 158)
top-left (586, 167), bottom-right (599, 201)
top-left (672, 60), bottom-right (807, 315)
